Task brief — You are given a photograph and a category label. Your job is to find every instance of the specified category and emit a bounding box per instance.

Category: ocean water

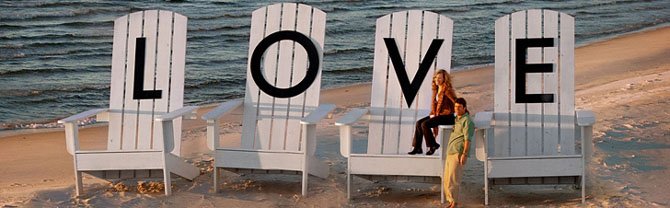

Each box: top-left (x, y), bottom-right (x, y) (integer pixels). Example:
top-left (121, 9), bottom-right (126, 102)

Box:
top-left (0, 0), bottom-right (668, 129)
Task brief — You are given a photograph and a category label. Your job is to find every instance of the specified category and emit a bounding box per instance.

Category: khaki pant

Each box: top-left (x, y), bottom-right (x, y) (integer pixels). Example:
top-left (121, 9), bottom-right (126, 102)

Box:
top-left (444, 153), bottom-right (463, 204)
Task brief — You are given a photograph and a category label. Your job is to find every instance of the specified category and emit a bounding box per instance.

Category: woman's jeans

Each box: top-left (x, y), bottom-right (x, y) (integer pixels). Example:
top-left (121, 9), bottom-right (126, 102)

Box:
top-left (411, 114), bottom-right (455, 149)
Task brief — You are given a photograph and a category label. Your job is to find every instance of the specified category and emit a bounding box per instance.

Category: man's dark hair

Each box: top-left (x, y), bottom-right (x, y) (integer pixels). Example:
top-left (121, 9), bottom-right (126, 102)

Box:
top-left (455, 97), bottom-right (469, 114)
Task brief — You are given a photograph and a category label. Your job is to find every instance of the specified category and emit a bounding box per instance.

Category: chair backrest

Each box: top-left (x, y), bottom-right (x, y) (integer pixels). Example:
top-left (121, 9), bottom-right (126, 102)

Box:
top-left (492, 9), bottom-right (575, 157)
top-left (240, 3), bottom-right (326, 152)
top-left (107, 10), bottom-right (187, 153)
top-left (368, 10), bottom-right (453, 154)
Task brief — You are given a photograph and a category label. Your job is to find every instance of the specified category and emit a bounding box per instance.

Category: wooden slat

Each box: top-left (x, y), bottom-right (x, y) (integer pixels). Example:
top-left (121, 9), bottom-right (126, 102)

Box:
top-left (396, 10), bottom-right (423, 154)
top-left (283, 4), bottom-right (311, 152)
top-left (493, 15), bottom-right (510, 157)
top-left (270, 3), bottom-right (298, 151)
top-left (137, 10), bottom-right (158, 150)
top-left (368, 14), bottom-right (391, 154)
top-left (487, 156), bottom-right (582, 178)
top-left (349, 155), bottom-right (442, 176)
top-left (509, 11), bottom-right (526, 157)
top-left (416, 12), bottom-right (438, 114)
top-left (303, 6), bottom-right (325, 109)
top-left (169, 12), bottom-right (187, 155)
top-left (301, 5), bottom-right (326, 155)
top-left (435, 15), bottom-right (453, 76)
top-left (241, 7), bottom-right (267, 149)
top-left (559, 13), bottom-right (576, 155)
top-left (526, 9), bottom-right (543, 156)
top-left (108, 14), bottom-right (129, 150)
top-left (435, 14), bottom-right (453, 149)
top-left (255, 3), bottom-right (282, 151)
top-left (121, 11), bottom-right (144, 151)
top-left (152, 10), bottom-right (175, 150)
top-left (542, 10), bottom-right (560, 155)
top-left (382, 11), bottom-right (406, 154)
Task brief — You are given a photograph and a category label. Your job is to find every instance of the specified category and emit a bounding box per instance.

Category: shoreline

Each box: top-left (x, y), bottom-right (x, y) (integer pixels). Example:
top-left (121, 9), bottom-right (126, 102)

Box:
top-left (2, 23), bottom-right (668, 137)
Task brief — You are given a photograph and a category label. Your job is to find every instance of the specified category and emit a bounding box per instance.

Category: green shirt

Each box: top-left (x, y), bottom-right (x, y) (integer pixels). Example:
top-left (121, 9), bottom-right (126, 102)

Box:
top-left (447, 112), bottom-right (474, 155)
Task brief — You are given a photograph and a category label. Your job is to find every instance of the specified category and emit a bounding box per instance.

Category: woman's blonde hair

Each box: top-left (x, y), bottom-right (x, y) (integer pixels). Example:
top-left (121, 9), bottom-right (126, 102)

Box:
top-left (432, 69), bottom-right (453, 92)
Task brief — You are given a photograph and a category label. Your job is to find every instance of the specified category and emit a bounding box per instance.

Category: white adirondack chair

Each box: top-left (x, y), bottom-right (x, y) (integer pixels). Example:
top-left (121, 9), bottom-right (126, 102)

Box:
top-left (474, 9), bottom-right (596, 205)
top-left (58, 10), bottom-right (199, 196)
top-left (201, 3), bottom-right (333, 196)
top-left (335, 10), bottom-right (454, 202)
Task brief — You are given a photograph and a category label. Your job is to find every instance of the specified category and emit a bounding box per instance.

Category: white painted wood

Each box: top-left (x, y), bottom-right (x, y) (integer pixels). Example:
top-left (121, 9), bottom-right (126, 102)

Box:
top-left (368, 14), bottom-right (391, 154)
top-left (137, 10), bottom-right (158, 150)
top-left (108, 14), bottom-right (128, 150)
top-left (241, 6), bottom-right (266, 149)
top-left (349, 155), bottom-right (442, 176)
top-left (367, 11), bottom-right (451, 155)
top-left (62, 10), bottom-right (196, 196)
top-left (435, 15), bottom-right (453, 73)
top-left (382, 11), bottom-right (406, 154)
top-left (214, 149), bottom-right (304, 171)
top-left (487, 156), bottom-right (582, 178)
top-left (576, 110), bottom-right (596, 126)
top-left (493, 15), bottom-right (510, 158)
top-left (76, 151), bottom-right (164, 170)
top-left (526, 9), bottom-right (543, 156)
top-left (543, 10), bottom-right (560, 155)
top-left (559, 13), bottom-right (576, 155)
top-left (153, 10), bottom-right (176, 150)
top-left (169, 12), bottom-right (187, 156)
top-left (207, 3), bottom-right (330, 196)
top-left (510, 11), bottom-right (527, 157)
top-left (255, 3), bottom-right (282, 151)
top-left (269, 3), bottom-right (297, 151)
top-left (338, 11), bottom-right (452, 203)
top-left (120, 11), bottom-right (143, 151)
top-left (396, 10), bottom-right (423, 155)
top-left (301, 104), bottom-right (335, 124)
top-left (284, 4), bottom-right (313, 152)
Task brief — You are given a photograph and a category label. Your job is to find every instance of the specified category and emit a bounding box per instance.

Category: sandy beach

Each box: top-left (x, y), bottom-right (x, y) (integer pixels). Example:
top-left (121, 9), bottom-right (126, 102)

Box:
top-left (1, 26), bottom-right (669, 207)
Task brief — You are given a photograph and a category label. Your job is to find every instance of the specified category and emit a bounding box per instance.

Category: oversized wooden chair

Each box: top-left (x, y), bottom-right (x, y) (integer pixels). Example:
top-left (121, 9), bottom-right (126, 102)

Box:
top-left (473, 9), bottom-right (596, 205)
top-left (58, 10), bottom-right (199, 196)
top-left (335, 10), bottom-right (453, 202)
top-left (201, 3), bottom-right (333, 196)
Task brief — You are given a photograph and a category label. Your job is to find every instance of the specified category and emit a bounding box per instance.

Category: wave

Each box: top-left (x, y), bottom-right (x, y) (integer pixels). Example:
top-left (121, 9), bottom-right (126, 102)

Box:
top-left (191, 12), bottom-right (250, 20)
top-left (0, 65), bottom-right (107, 76)
top-left (323, 66), bottom-right (371, 75)
top-left (1, 6), bottom-right (130, 21)
top-left (185, 77), bottom-right (246, 90)
top-left (324, 47), bottom-right (373, 55)
top-left (190, 24), bottom-right (249, 32)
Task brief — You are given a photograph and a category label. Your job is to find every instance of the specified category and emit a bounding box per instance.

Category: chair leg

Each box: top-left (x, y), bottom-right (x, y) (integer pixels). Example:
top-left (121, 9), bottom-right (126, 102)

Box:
top-left (74, 171), bottom-right (83, 196)
top-left (441, 176), bottom-right (445, 204)
top-left (164, 168), bottom-right (172, 196)
top-left (347, 172), bottom-right (352, 200)
top-left (213, 167), bottom-right (219, 193)
top-left (485, 178), bottom-right (489, 205)
top-left (302, 170), bottom-right (308, 196)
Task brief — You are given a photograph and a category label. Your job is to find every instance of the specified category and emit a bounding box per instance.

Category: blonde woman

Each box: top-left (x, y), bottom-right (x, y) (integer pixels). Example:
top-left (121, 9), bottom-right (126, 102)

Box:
top-left (408, 69), bottom-right (457, 155)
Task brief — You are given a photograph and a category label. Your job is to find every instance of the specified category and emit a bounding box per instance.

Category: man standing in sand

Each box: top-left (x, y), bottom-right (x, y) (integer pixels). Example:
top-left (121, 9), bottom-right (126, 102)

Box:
top-left (444, 98), bottom-right (474, 208)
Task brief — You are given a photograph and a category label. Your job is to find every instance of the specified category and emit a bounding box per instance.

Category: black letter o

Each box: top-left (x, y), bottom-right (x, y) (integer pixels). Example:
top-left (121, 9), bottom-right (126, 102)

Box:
top-left (250, 31), bottom-right (320, 98)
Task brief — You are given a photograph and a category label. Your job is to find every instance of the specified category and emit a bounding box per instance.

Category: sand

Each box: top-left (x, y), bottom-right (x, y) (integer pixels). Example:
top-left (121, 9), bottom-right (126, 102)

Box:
top-left (1, 26), bottom-right (669, 207)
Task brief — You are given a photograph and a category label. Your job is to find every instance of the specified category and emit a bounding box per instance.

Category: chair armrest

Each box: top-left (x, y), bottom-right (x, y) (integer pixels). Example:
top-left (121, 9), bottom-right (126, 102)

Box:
top-left (201, 99), bottom-right (243, 121)
top-left (58, 108), bottom-right (108, 124)
top-left (335, 108), bottom-right (369, 126)
top-left (576, 109), bottom-right (596, 127)
top-left (155, 106), bottom-right (198, 122)
top-left (474, 111), bottom-right (493, 129)
top-left (300, 104), bottom-right (336, 125)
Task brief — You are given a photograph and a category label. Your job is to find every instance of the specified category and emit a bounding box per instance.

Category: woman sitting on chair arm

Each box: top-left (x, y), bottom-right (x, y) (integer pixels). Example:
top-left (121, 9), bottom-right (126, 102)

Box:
top-left (408, 69), bottom-right (457, 155)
